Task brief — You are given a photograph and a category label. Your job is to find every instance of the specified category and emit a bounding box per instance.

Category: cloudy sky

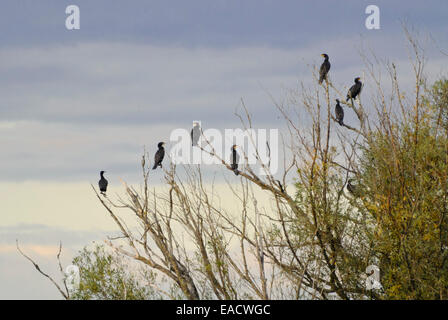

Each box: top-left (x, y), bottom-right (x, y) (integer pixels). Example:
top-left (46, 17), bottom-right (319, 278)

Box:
top-left (1, 0), bottom-right (448, 299)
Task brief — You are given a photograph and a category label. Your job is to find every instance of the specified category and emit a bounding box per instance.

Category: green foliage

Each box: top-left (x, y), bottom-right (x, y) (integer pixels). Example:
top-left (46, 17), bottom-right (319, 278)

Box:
top-left (70, 244), bottom-right (159, 300)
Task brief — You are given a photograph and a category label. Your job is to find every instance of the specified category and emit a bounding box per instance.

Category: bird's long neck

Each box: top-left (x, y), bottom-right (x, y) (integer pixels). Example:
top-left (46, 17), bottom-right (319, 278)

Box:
top-left (100, 172), bottom-right (104, 178)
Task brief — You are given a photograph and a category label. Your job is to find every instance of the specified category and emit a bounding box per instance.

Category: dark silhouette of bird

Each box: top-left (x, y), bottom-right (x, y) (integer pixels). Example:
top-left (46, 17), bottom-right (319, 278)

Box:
top-left (152, 142), bottom-right (165, 170)
top-left (319, 53), bottom-right (331, 84)
top-left (98, 171), bottom-right (108, 195)
top-left (347, 179), bottom-right (359, 196)
top-left (191, 122), bottom-right (201, 147)
top-left (231, 145), bottom-right (239, 176)
top-left (347, 77), bottom-right (362, 101)
top-left (335, 99), bottom-right (344, 126)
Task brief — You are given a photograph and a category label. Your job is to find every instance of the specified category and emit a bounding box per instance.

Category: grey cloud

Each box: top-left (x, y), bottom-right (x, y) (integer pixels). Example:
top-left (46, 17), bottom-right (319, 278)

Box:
top-left (0, 2), bottom-right (447, 183)
top-left (3, 36), bottom-right (445, 126)
top-left (0, 43), bottom-right (306, 128)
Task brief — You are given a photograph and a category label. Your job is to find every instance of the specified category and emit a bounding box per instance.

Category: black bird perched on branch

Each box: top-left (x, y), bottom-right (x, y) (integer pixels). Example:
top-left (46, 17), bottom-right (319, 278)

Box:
top-left (319, 53), bottom-right (331, 84)
top-left (191, 122), bottom-right (201, 147)
top-left (152, 142), bottom-right (165, 170)
top-left (347, 77), bottom-right (362, 101)
top-left (231, 145), bottom-right (239, 176)
top-left (347, 179), bottom-right (360, 196)
top-left (98, 171), bottom-right (108, 195)
top-left (335, 99), bottom-right (344, 126)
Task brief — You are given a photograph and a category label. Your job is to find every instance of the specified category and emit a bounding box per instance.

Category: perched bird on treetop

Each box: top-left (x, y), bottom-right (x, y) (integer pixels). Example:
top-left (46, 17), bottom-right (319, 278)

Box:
top-left (152, 142), bottom-right (165, 170)
top-left (335, 99), bottom-right (344, 126)
top-left (231, 145), bottom-right (240, 176)
top-left (319, 53), bottom-right (331, 84)
top-left (191, 122), bottom-right (201, 147)
top-left (347, 77), bottom-right (362, 101)
top-left (98, 171), bottom-right (108, 195)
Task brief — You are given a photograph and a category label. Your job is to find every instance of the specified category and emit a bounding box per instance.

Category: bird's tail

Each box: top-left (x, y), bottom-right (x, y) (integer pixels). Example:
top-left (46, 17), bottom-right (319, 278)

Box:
top-left (152, 164), bottom-right (157, 170)
top-left (318, 77), bottom-right (323, 84)
top-left (338, 119), bottom-right (344, 126)
top-left (234, 169), bottom-right (239, 176)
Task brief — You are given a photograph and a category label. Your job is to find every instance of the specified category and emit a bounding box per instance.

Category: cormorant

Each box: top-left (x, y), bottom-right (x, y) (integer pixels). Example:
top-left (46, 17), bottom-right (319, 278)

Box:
top-left (152, 142), bottom-right (165, 170)
top-left (231, 145), bottom-right (239, 176)
top-left (191, 122), bottom-right (201, 147)
top-left (335, 99), bottom-right (344, 126)
top-left (98, 171), bottom-right (108, 195)
top-left (319, 53), bottom-right (331, 84)
top-left (347, 77), bottom-right (362, 101)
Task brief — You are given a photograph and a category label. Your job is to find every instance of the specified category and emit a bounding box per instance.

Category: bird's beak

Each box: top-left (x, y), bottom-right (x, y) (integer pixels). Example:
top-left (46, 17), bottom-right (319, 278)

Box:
top-left (321, 54), bottom-right (325, 57)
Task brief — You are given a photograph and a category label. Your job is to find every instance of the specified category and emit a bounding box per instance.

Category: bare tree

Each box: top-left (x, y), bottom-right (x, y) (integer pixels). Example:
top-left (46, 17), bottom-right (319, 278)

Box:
top-left (21, 30), bottom-right (448, 300)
